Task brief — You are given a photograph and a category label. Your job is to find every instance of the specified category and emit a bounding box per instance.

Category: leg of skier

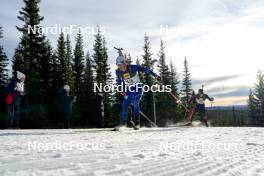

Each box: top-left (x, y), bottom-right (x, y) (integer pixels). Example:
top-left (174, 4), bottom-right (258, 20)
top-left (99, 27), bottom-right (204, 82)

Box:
top-left (63, 113), bottom-right (70, 129)
top-left (14, 103), bottom-right (20, 129)
top-left (198, 104), bottom-right (208, 127)
top-left (201, 106), bottom-right (209, 127)
top-left (127, 105), bottom-right (133, 127)
top-left (188, 107), bottom-right (195, 123)
top-left (6, 104), bottom-right (14, 129)
top-left (119, 95), bottom-right (132, 127)
top-left (131, 93), bottom-right (142, 129)
top-left (203, 114), bottom-right (209, 127)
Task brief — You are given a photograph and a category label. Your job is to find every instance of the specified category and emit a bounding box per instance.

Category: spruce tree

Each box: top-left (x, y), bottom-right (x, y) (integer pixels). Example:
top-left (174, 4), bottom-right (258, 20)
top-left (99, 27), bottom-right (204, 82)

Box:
top-left (249, 71), bottom-right (264, 126)
top-left (102, 38), bottom-right (112, 86)
top-left (92, 28), bottom-right (112, 127)
top-left (83, 52), bottom-right (96, 126)
top-left (12, 44), bottom-right (24, 76)
top-left (181, 57), bottom-right (192, 106)
top-left (56, 32), bottom-right (66, 86)
top-left (14, 0), bottom-right (47, 105)
top-left (169, 61), bottom-right (179, 97)
top-left (141, 34), bottom-right (155, 121)
top-left (65, 35), bottom-right (74, 91)
top-left (55, 33), bottom-right (74, 90)
top-left (0, 25), bottom-right (9, 119)
top-left (157, 40), bottom-right (170, 85)
top-left (101, 37), bottom-right (113, 126)
top-left (70, 32), bottom-right (85, 127)
top-left (0, 26), bottom-right (9, 92)
top-left (84, 53), bottom-right (94, 94)
top-left (50, 53), bottom-right (61, 92)
top-left (0, 26), bottom-right (8, 122)
top-left (169, 61), bottom-right (181, 122)
top-left (156, 41), bottom-right (180, 125)
top-left (136, 57), bottom-right (143, 81)
top-left (48, 51), bottom-right (63, 124)
top-left (248, 89), bottom-right (257, 125)
top-left (12, 0), bottom-right (53, 126)
top-left (38, 38), bottom-right (53, 100)
top-left (50, 52), bottom-right (61, 96)
top-left (73, 32), bottom-right (85, 99)
top-left (255, 71), bottom-right (264, 123)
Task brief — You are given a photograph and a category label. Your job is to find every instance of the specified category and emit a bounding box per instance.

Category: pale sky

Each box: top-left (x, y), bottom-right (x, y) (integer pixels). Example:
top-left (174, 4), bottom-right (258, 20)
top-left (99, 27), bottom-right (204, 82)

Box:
top-left (1, 0), bottom-right (264, 106)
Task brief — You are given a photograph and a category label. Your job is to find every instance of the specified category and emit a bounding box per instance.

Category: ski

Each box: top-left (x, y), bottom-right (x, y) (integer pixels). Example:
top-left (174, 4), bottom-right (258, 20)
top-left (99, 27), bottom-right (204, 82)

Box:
top-left (112, 126), bottom-right (136, 132)
top-left (130, 121), bottom-right (140, 130)
top-left (74, 128), bottom-right (115, 133)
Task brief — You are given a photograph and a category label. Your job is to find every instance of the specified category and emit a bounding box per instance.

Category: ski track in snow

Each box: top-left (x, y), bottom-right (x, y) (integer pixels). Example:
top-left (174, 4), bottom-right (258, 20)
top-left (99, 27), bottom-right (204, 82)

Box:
top-left (0, 127), bottom-right (264, 176)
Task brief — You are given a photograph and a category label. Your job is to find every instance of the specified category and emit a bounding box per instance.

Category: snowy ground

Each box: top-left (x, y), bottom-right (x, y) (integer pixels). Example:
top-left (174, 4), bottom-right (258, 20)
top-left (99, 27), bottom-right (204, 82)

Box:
top-left (0, 127), bottom-right (264, 176)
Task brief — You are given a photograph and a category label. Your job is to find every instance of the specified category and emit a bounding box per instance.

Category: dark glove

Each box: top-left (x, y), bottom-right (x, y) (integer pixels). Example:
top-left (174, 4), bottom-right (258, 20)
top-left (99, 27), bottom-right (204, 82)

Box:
top-left (155, 75), bottom-right (161, 81)
top-left (120, 92), bottom-right (126, 97)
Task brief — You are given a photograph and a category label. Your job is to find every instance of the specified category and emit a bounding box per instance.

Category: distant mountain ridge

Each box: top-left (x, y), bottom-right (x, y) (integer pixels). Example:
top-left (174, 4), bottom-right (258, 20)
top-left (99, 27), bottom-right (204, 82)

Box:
top-left (207, 105), bottom-right (248, 111)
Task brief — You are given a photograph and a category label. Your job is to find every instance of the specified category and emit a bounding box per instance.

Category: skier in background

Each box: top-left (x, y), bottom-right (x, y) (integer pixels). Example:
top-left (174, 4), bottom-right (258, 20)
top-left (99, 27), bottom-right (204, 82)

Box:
top-left (5, 71), bottom-right (26, 129)
top-left (115, 48), bottom-right (160, 130)
top-left (62, 85), bottom-right (73, 129)
top-left (188, 88), bottom-right (214, 127)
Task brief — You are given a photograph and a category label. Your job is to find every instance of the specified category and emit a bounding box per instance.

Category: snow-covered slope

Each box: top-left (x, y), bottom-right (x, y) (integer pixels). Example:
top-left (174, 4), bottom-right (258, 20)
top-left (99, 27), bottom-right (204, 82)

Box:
top-left (0, 127), bottom-right (264, 176)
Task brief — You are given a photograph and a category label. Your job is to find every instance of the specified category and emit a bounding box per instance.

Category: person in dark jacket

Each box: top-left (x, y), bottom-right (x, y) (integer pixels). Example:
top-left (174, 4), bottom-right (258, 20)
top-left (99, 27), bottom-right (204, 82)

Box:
top-left (188, 89), bottom-right (214, 127)
top-left (5, 71), bottom-right (26, 129)
top-left (62, 85), bottom-right (73, 129)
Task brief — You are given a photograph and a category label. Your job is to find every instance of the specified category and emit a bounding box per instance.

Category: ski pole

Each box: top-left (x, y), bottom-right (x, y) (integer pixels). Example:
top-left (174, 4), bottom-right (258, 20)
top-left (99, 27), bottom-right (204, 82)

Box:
top-left (156, 81), bottom-right (189, 112)
top-left (140, 111), bottom-right (158, 127)
top-left (167, 91), bottom-right (189, 112)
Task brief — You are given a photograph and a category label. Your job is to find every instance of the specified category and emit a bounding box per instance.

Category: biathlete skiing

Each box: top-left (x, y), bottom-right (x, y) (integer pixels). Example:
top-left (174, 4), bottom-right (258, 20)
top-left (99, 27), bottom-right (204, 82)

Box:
top-left (114, 47), bottom-right (160, 130)
top-left (188, 88), bottom-right (214, 127)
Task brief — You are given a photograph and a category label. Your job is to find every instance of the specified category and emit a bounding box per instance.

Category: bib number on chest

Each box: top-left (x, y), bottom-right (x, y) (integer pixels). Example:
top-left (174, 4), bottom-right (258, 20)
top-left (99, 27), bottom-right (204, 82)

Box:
top-left (123, 73), bottom-right (140, 87)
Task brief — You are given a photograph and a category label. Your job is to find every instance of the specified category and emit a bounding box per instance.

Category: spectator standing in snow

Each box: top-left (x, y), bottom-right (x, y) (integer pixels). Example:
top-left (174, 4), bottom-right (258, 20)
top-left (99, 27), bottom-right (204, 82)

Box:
top-left (5, 71), bottom-right (26, 129)
top-left (62, 85), bottom-right (73, 129)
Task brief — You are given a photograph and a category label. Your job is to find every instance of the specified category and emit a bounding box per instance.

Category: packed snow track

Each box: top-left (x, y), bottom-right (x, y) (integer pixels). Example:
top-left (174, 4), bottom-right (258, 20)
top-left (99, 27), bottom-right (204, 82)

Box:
top-left (0, 127), bottom-right (264, 176)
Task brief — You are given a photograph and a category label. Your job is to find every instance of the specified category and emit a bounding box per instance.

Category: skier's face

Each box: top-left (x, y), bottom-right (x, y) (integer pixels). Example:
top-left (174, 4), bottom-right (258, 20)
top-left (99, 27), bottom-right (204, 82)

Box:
top-left (118, 63), bottom-right (127, 72)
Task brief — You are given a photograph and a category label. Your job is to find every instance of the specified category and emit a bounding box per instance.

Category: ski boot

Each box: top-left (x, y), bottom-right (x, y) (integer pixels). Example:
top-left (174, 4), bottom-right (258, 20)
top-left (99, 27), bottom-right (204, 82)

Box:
top-left (203, 116), bottom-right (209, 127)
top-left (130, 120), bottom-right (140, 130)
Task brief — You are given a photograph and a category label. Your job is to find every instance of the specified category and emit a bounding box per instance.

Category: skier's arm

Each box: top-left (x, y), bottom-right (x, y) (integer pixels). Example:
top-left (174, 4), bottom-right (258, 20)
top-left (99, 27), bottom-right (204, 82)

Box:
top-left (205, 94), bottom-right (214, 101)
top-left (136, 65), bottom-right (160, 80)
top-left (188, 95), bottom-right (196, 104)
top-left (115, 70), bottom-right (122, 87)
top-left (115, 70), bottom-right (125, 96)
